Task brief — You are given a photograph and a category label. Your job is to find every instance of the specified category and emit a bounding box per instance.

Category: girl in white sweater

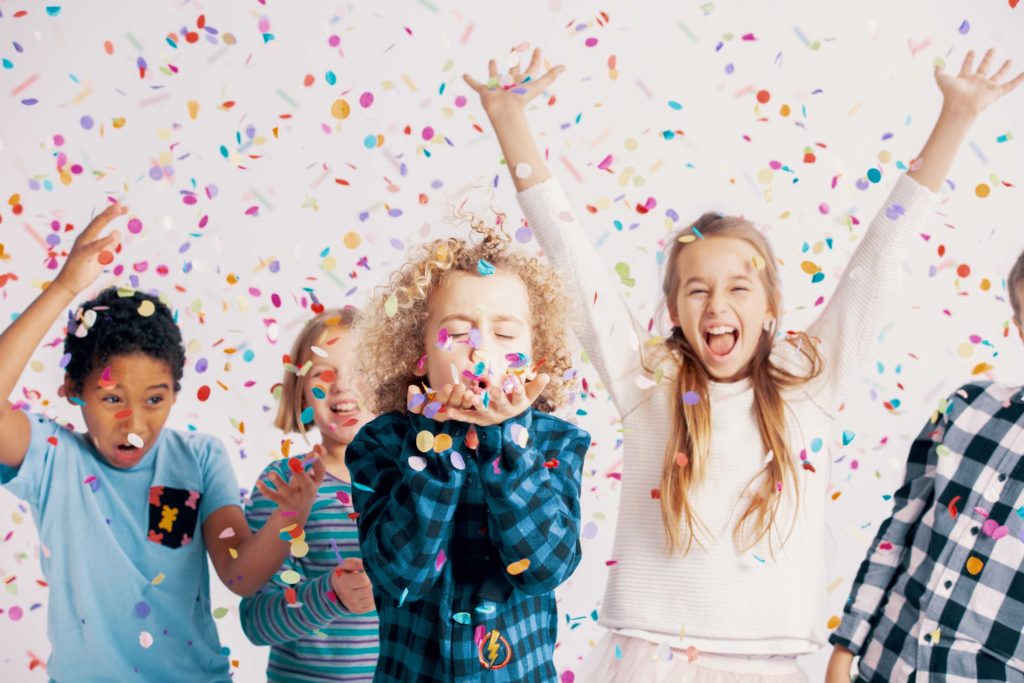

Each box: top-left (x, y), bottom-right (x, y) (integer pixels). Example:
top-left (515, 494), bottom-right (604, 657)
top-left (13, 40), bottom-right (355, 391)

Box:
top-left (463, 47), bottom-right (1021, 682)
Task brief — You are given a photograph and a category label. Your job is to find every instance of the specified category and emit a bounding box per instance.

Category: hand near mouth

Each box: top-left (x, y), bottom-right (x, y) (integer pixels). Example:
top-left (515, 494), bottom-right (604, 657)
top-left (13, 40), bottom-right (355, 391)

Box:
top-left (406, 373), bottom-right (551, 427)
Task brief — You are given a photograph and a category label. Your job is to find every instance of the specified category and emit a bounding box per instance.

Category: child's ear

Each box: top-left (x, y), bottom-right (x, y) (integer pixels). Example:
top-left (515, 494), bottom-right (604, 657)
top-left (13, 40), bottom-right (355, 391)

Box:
top-left (61, 375), bottom-right (77, 403)
top-left (667, 304), bottom-right (680, 329)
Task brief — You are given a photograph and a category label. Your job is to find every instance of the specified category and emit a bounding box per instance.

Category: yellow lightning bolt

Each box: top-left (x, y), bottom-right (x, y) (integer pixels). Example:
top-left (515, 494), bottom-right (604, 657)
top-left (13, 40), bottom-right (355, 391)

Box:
top-left (487, 630), bottom-right (500, 666)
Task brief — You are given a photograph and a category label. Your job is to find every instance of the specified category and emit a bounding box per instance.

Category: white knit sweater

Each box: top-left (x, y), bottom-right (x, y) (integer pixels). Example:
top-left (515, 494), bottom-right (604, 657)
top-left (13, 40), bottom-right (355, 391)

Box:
top-left (517, 175), bottom-right (936, 655)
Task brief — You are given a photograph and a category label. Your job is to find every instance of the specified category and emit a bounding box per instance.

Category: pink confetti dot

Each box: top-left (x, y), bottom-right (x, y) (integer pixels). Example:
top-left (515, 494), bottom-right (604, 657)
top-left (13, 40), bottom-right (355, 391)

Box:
top-left (53, 134), bottom-right (65, 146)
top-left (585, 37), bottom-right (598, 47)
top-left (359, 91), bottom-right (374, 108)
top-left (454, 95), bottom-right (467, 108)
top-left (328, 35), bottom-right (340, 47)
top-left (127, 218), bottom-right (143, 234)
top-left (8, 606), bottom-right (23, 621)
top-left (818, 203), bottom-right (829, 215)
top-left (422, 126), bottom-right (434, 141)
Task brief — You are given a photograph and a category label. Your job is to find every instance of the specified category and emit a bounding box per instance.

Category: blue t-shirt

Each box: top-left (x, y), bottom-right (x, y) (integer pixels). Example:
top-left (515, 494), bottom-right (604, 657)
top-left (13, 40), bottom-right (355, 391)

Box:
top-left (0, 413), bottom-right (241, 682)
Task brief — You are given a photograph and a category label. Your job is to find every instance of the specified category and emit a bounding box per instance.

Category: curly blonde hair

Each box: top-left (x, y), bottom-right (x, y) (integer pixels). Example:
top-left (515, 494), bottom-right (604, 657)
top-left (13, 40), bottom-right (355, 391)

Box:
top-left (359, 219), bottom-right (574, 415)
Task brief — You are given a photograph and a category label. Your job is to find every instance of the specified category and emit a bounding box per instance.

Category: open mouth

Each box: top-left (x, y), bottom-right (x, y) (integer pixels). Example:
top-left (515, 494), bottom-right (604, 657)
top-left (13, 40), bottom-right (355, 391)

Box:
top-left (329, 400), bottom-right (359, 416)
top-left (703, 325), bottom-right (739, 357)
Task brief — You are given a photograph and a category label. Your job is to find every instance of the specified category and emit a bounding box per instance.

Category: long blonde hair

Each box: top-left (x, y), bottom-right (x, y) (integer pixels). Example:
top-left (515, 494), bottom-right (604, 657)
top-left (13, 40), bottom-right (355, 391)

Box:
top-left (656, 213), bottom-right (824, 555)
top-left (274, 307), bottom-right (359, 436)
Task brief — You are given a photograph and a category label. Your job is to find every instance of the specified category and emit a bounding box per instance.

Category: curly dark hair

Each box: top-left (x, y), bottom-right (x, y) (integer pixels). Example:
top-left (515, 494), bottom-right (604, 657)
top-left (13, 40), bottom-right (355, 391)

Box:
top-left (63, 287), bottom-right (186, 394)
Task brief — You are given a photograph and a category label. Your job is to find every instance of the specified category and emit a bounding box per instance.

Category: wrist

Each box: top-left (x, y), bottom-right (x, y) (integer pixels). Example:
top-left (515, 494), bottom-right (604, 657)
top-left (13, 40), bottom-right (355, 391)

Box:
top-left (938, 101), bottom-right (979, 125)
top-left (484, 103), bottom-right (528, 126)
top-left (48, 278), bottom-right (80, 301)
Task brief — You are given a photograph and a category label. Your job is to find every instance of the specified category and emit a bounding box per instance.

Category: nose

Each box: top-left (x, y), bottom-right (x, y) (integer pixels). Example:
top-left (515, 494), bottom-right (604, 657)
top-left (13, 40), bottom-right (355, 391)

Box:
top-left (706, 290), bottom-right (729, 315)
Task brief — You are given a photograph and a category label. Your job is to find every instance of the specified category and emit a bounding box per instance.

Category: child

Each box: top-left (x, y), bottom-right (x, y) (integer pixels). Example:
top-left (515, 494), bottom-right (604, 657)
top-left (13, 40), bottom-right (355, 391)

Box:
top-left (241, 306), bottom-right (380, 682)
top-left (0, 203), bottom-right (325, 682)
top-left (464, 47), bottom-right (1021, 680)
top-left (826, 261), bottom-right (1024, 679)
top-left (346, 219), bottom-right (592, 681)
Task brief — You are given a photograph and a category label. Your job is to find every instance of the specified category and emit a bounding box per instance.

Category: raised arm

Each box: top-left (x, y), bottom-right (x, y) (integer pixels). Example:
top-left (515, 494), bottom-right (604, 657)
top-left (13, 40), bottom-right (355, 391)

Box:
top-left (806, 48), bottom-right (1022, 403)
top-left (0, 203), bottom-right (125, 467)
top-left (465, 49), bottom-right (650, 417)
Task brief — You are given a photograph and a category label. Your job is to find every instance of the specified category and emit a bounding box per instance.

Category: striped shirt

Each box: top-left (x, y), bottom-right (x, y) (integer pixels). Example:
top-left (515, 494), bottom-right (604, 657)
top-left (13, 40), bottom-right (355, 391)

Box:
top-left (241, 458), bottom-right (380, 682)
top-left (831, 381), bottom-right (1024, 682)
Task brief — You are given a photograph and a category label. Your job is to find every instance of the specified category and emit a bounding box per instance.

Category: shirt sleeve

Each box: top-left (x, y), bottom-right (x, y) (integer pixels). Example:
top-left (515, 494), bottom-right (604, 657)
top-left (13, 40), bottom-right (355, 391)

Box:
top-left (239, 461), bottom-right (351, 646)
top-left (1, 412), bottom-right (65, 510)
top-left (475, 410), bottom-right (589, 596)
top-left (196, 433), bottom-right (242, 524)
top-left (347, 412), bottom-right (465, 604)
top-left (829, 387), bottom-right (962, 654)
top-left (517, 177), bottom-right (651, 418)
top-left (802, 174), bottom-right (937, 408)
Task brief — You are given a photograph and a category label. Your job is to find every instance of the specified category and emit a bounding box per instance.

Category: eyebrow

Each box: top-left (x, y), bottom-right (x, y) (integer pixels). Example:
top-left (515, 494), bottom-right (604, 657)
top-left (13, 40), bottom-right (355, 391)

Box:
top-left (98, 384), bottom-right (172, 391)
top-left (683, 274), bottom-right (753, 288)
top-left (437, 314), bottom-right (526, 326)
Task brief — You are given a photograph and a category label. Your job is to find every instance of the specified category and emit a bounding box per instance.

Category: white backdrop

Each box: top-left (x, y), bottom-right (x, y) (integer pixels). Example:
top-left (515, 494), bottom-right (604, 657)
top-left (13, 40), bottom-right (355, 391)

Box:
top-left (2, 1), bottom-right (1023, 680)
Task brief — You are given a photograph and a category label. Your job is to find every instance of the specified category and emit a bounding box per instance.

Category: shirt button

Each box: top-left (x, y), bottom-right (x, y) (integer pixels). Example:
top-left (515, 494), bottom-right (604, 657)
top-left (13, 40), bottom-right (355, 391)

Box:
top-left (998, 473), bottom-right (1007, 482)
top-left (970, 527), bottom-right (980, 535)
top-left (944, 580), bottom-right (953, 589)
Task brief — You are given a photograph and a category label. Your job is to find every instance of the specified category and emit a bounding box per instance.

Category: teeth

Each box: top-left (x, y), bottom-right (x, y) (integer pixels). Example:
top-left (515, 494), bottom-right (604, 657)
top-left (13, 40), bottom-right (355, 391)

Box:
top-left (330, 402), bottom-right (358, 413)
top-left (706, 325), bottom-right (736, 335)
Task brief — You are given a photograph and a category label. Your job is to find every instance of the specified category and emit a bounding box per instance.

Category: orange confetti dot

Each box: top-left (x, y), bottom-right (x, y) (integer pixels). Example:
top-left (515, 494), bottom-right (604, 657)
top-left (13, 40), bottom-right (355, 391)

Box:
top-left (506, 558), bottom-right (531, 575)
top-left (756, 90), bottom-right (771, 104)
top-left (975, 183), bottom-right (990, 198)
top-left (956, 264), bottom-right (971, 278)
top-left (965, 556), bottom-right (984, 575)
top-left (97, 250), bottom-right (114, 265)
top-left (303, 74), bottom-right (314, 87)
top-left (827, 615), bottom-right (841, 630)
top-left (103, 40), bottom-right (114, 55)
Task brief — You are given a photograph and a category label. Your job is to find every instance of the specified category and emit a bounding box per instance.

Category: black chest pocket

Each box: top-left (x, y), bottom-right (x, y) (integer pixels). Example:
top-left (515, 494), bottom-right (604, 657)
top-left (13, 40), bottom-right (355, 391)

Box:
top-left (148, 486), bottom-right (202, 549)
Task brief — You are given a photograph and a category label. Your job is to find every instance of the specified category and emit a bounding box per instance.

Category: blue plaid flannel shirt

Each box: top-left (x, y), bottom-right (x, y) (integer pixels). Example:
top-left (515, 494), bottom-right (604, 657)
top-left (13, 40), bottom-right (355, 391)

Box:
top-left (831, 381), bottom-right (1024, 682)
top-left (348, 407), bottom-right (589, 682)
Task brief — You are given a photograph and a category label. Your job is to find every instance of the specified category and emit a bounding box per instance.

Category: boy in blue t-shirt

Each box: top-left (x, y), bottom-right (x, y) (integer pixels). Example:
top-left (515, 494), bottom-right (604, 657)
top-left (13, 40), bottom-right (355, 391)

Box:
top-left (0, 203), bottom-right (326, 681)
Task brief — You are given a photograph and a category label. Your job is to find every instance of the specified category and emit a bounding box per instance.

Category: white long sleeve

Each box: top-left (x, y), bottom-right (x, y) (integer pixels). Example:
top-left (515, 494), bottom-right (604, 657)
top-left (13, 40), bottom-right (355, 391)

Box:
top-left (517, 175), bottom-right (936, 655)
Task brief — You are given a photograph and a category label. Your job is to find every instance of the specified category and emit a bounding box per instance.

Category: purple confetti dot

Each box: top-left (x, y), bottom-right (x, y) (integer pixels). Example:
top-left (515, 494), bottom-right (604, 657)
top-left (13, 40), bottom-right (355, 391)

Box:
top-left (515, 226), bottom-right (533, 243)
top-left (134, 601), bottom-right (151, 619)
top-left (149, 166), bottom-right (164, 181)
top-left (388, 208), bottom-right (403, 218)
top-left (390, 238), bottom-right (405, 250)
top-left (682, 391), bottom-right (700, 405)
top-left (195, 358), bottom-right (208, 373)
top-left (21, 98), bottom-right (38, 106)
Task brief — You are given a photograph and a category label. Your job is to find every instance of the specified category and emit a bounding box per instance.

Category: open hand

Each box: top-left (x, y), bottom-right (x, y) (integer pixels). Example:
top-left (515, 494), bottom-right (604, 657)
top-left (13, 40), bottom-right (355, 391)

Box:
top-left (53, 203), bottom-right (126, 296)
top-left (935, 48), bottom-right (1023, 117)
top-left (463, 48), bottom-right (564, 118)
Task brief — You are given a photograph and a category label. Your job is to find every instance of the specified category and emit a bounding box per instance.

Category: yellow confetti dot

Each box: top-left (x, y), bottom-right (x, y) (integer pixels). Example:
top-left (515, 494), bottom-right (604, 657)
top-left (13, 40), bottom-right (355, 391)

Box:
top-left (779, 104), bottom-right (791, 117)
top-left (433, 433), bottom-right (453, 453)
top-left (321, 256), bottom-right (337, 273)
top-left (228, 547), bottom-right (238, 559)
top-left (975, 183), bottom-right (990, 198)
top-left (137, 299), bottom-right (156, 317)
top-left (971, 362), bottom-right (994, 376)
top-left (624, 138), bottom-right (638, 152)
top-left (343, 231), bottom-right (362, 249)
top-left (980, 278), bottom-right (991, 292)
top-left (506, 558), bottom-right (531, 575)
top-left (957, 342), bottom-right (974, 358)
top-left (291, 541), bottom-right (310, 558)
top-left (800, 261), bottom-right (820, 275)
top-left (187, 100), bottom-right (199, 120)
top-left (416, 430), bottom-right (435, 453)
top-left (878, 150), bottom-right (893, 164)
top-left (751, 254), bottom-right (766, 270)
top-left (280, 570), bottom-right (302, 585)
top-left (112, 117), bottom-right (126, 129)
top-left (757, 168), bottom-right (774, 184)
top-left (966, 556), bottom-right (984, 575)
top-left (331, 99), bottom-right (351, 120)
top-left (826, 615), bottom-right (841, 630)
top-left (212, 607), bottom-right (229, 619)
top-left (151, 573), bottom-right (165, 585)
